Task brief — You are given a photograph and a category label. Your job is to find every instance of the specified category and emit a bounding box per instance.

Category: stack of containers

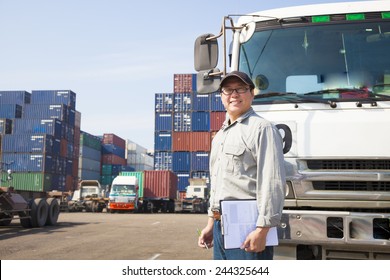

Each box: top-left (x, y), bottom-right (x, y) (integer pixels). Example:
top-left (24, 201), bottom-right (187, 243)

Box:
top-left (0, 90), bottom-right (80, 192)
top-left (101, 133), bottom-right (127, 185)
top-left (79, 131), bottom-right (102, 181)
top-left (126, 139), bottom-right (153, 171)
top-left (154, 74), bottom-right (226, 195)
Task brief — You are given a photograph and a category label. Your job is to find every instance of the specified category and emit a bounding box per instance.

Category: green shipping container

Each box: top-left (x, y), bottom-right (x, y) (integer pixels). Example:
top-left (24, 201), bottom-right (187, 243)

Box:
top-left (101, 175), bottom-right (115, 185)
top-left (80, 132), bottom-right (101, 151)
top-left (2, 172), bottom-right (53, 192)
top-left (119, 171), bottom-right (144, 198)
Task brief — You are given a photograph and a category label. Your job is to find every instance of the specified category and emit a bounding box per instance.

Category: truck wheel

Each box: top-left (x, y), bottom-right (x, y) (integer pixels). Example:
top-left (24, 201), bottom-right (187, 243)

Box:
top-left (45, 198), bottom-right (60, 226)
top-left (31, 198), bottom-right (49, 227)
top-left (19, 210), bottom-right (32, 228)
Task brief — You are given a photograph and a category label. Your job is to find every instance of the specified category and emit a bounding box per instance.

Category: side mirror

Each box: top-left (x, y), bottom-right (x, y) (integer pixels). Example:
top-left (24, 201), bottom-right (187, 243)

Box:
top-left (194, 34), bottom-right (218, 71)
top-left (197, 69), bottom-right (222, 93)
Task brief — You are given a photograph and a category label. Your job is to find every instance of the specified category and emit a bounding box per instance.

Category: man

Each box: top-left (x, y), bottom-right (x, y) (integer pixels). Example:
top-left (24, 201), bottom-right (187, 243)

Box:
top-left (197, 71), bottom-right (286, 260)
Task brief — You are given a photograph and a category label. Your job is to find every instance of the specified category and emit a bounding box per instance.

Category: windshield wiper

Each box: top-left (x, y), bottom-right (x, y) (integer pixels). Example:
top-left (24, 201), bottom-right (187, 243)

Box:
top-left (254, 91), bottom-right (338, 108)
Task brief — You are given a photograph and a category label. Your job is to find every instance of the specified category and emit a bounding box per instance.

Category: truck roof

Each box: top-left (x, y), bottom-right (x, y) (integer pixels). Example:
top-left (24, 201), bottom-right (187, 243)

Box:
top-left (237, 1), bottom-right (390, 26)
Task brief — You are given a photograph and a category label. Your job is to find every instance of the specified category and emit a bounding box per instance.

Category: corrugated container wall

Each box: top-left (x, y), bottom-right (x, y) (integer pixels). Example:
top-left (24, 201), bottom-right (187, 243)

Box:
top-left (143, 170), bottom-right (177, 200)
top-left (0, 91), bottom-right (31, 105)
top-left (102, 133), bottom-right (126, 150)
top-left (154, 152), bottom-right (172, 170)
top-left (155, 93), bottom-right (173, 112)
top-left (0, 104), bottom-right (22, 118)
top-left (173, 74), bottom-right (196, 93)
top-left (31, 90), bottom-right (76, 109)
top-left (0, 119), bottom-right (12, 134)
top-left (154, 132), bottom-right (172, 151)
top-left (210, 112), bottom-right (226, 131)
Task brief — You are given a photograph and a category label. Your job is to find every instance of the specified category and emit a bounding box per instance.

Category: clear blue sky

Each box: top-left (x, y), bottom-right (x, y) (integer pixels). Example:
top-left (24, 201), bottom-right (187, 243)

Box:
top-left (0, 0), bottom-right (365, 150)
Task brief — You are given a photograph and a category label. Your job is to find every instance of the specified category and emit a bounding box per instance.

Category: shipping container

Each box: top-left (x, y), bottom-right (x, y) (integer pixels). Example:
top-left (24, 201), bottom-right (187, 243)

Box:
top-left (1, 134), bottom-right (57, 155)
top-left (154, 131), bottom-right (172, 151)
top-left (78, 157), bottom-right (101, 172)
top-left (2, 153), bottom-right (54, 173)
top-left (0, 119), bottom-right (12, 134)
top-left (102, 143), bottom-right (126, 158)
top-left (79, 169), bottom-right (101, 181)
top-left (155, 113), bottom-right (173, 131)
top-left (100, 174), bottom-right (116, 185)
top-left (23, 104), bottom-right (69, 123)
top-left (176, 172), bottom-right (190, 192)
top-left (101, 164), bottom-right (122, 176)
top-left (191, 152), bottom-right (210, 171)
top-left (79, 145), bottom-right (101, 161)
top-left (154, 151), bottom-right (172, 170)
top-left (143, 170), bottom-right (177, 200)
top-left (101, 154), bottom-right (126, 165)
top-left (0, 90), bottom-right (31, 105)
top-left (3, 172), bottom-right (53, 192)
top-left (192, 93), bottom-right (210, 111)
top-left (31, 90), bottom-right (76, 109)
top-left (172, 152), bottom-right (191, 172)
top-left (171, 132), bottom-right (191, 151)
top-left (13, 118), bottom-right (63, 139)
top-left (80, 131), bottom-right (101, 151)
top-left (173, 74), bottom-right (196, 93)
top-left (191, 111), bottom-right (210, 131)
top-left (52, 174), bottom-right (66, 191)
top-left (189, 132), bottom-right (211, 152)
top-left (210, 111), bottom-right (226, 131)
top-left (210, 92), bottom-right (225, 111)
top-left (0, 104), bottom-right (22, 118)
top-left (102, 133), bottom-right (126, 149)
top-left (173, 112), bottom-right (191, 132)
top-left (173, 93), bottom-right (192, 112)
top-left (155, 93), bottom-right (173, 112)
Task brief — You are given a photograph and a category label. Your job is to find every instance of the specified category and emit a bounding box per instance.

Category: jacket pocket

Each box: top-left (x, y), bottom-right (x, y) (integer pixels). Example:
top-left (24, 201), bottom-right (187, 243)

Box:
top-left (223, 144), bottom-right (246, 174)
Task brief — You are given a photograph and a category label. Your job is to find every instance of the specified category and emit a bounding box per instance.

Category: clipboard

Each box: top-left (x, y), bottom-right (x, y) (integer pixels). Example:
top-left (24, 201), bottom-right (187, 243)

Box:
top-left (220, 199), bottom-right (278, 250)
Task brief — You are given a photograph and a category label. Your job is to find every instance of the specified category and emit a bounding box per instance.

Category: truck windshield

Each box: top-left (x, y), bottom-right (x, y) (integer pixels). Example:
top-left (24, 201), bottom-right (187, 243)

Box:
top-left (238, 19), bottom-right (390, 104)
top-left (111, 184), bottom-right (136, 195)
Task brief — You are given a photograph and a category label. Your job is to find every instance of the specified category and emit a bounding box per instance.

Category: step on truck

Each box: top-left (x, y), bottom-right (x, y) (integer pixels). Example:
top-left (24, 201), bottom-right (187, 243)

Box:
top-left (194, 1), bottom-right (390, 259)
top-left (0, 163), bottom-right (61, 228)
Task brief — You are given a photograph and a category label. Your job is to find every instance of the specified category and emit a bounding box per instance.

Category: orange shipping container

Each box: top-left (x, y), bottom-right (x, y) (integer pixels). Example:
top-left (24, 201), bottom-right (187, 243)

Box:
top-left (172, 131), bottom-right (211, 152)
top-left (143, 170), bottom-right (177, 200)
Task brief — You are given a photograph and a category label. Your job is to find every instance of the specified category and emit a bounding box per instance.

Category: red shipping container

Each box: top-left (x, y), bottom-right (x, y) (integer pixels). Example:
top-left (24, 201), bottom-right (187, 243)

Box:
top-left (144, 170), bottom-right (177, 200)
top-left (102, 133), bottom-right (126, 149)
top-left (101, 154), bottom-right (126, 165)
top-left (173, 74), bottom-right (193, 93)
top-left (210, 112), bottom-right (226, 131)
top-left (190, 132), bottom-right (211, 152)
top-left (172, 132), bottom-right (191, 151)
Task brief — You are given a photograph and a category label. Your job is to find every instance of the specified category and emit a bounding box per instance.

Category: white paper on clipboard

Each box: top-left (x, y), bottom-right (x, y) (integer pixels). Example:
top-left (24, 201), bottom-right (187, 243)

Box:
top-left (220, 200), bottom-right (278, 250)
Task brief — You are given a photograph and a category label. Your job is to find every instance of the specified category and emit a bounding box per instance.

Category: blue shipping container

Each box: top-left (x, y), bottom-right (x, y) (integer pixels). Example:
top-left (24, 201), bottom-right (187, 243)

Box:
top-left (0, 104), bottom-right (22, 118)
top-left (155, 113), bottom-right (173, 131)
top-left (173, 112), bottom-right (191, 132)
top-left (80, 145), bottom-right (102, 161)
top-left (2, 153), bottom-right (54, 173)
top-left (102, 143), bottom-right (126, 158)
top-left (13, 119), bottom-right (63, 139)
top-left (176, 172), bottom-right (190, 192)
top-left (0, 119), bottom-right (12, 134)
top-left (211, 92), bottom-right (225, 111)
top-left (154, 151), bottom-right (172, 170)
top-left (174, 93), bottom-right (192, 112)
top-left (172, 152), bottom-right (191, 172)
top-left (24, 104), bottom-right (68, 122)
top-left (154, 132), bottom-right (172, 151)
top-left (155, 93), bottom-right (173, 112)
top-left (192, 93), bottom-right (210, 111)
top-left (0, 91), bottom-right (31, 105)
top-left (31, 90), bottom-right (76, 109)
top-left (191, 152), bottom-right (209, 171)
top-left (191, 111), bottom-right (210, 131)
top-left (1, 134), bottom-right (56, 154)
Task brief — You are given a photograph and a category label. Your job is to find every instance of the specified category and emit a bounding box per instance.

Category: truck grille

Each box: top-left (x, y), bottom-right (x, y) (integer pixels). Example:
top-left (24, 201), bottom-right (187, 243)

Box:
top-left (313, 181), bottom-right (390, 191)
top-left (307, 160), bottom-right (390, 170)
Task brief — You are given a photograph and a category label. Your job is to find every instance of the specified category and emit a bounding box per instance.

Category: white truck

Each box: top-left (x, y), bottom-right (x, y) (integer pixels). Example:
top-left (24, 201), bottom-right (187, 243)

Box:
top-left (175, 178), bottom-right (209, 213)
top-left (68, 180), bottom-right (108, 212)
top-left (194, 1), bottom-right (390, 260)
top-left (107, 176), bottom-right (139, 213)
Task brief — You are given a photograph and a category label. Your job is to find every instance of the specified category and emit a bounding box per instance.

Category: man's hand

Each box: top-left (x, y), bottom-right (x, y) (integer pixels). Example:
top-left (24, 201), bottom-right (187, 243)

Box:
top-left (241, 227), bottom-right (270, 252)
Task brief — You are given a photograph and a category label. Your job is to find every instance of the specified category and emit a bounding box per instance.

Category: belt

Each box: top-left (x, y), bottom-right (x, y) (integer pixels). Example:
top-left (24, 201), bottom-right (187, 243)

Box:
top-left (212, 210), bottom-right (221, 221)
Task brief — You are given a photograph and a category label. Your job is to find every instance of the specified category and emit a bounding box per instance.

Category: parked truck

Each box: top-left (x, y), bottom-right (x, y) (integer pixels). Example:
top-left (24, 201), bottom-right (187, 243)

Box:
top-left (119, 170), bottom-right (177, 213)
top-left (0, 163), bottom-right (61, 227)
top-left (68, 180), bottom-right (108, 212)
top-left (175, 178), bottom-right (209, 213)
top-left (194, 0), bottom-right (390, 259)
top-left (107, 175), bottom-right (139, 213)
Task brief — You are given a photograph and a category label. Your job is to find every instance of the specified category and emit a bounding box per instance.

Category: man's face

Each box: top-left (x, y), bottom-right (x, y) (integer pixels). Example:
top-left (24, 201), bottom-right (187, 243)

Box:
top-left (220, 77), bottom-right (254, 121)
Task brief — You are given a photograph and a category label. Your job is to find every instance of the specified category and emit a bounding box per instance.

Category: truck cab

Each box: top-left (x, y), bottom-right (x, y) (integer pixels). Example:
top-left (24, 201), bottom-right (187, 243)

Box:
top-left (108, 176), bottom-right (139, 213)
top-left (68, 180), bottom-right (107, 212)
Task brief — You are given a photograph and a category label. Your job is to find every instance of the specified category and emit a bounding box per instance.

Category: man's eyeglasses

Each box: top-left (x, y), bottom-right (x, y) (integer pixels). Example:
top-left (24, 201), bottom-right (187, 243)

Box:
top-left (221, 87), bottom-right (250, 95)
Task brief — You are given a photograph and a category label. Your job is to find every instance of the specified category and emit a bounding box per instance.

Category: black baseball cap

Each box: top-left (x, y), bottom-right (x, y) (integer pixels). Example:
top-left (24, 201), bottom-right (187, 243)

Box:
top-left (219, 71), bottom-right (255, 90)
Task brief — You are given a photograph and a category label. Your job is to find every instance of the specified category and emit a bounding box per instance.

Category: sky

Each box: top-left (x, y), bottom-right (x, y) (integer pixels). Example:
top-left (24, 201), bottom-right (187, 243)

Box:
top-left (0, 0), bottom-right (368, 150)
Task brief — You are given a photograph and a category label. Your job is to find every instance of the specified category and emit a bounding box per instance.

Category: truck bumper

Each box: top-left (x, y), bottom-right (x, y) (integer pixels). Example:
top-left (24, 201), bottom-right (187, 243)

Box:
top-left (108, 202), bottom-right (135, 210)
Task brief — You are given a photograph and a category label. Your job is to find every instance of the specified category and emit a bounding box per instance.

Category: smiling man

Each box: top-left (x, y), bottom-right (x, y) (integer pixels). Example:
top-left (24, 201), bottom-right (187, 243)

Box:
top-left (197, 71), bottom-right (286, 260)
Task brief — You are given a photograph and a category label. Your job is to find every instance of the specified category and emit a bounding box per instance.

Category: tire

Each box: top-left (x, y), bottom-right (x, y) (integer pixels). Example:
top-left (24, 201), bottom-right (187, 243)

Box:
top-left (45, 198), bottom-right (60, 226)
top-left (31, 198), bottom-right (49, 227)
top-left (19, 210), bottom-right (32, 228)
